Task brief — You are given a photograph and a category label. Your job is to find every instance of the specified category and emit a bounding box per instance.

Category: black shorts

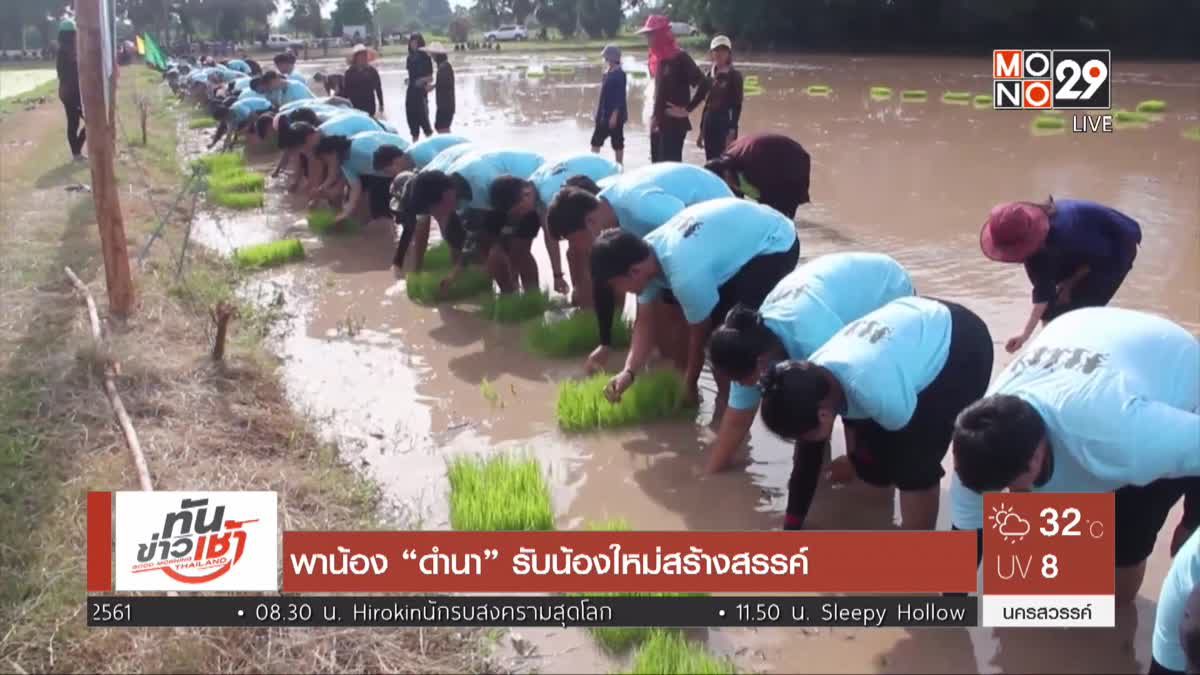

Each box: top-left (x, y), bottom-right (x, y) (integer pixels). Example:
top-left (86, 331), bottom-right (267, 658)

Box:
top-left (709, 240), bottom-right (800, 326)
top-left (590, 122), bottom-right (625, 151)
top-left (1114, 477), bottom-right (1200, 567)
top-left (500, 210), bottom-right (541, 241)
top-left (843, 299), bottom-right (994, 491)
top-left (363, 175), bottom-right (393, 220)
top-left (435, 108), bottom-right (454, 130)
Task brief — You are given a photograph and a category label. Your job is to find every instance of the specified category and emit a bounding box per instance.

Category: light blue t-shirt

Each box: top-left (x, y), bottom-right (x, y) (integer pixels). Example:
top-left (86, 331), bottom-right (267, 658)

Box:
top-left (950, 307), bottom-right (1200, 531)
top-left (529, 154), bottom-right (621, 207)
top-left (341, 131), bottom-right (410, 182)
top-left (637, 198), bottom-right (798, 324)
top-left (810, 296), bottom-right (953, 430)
top-left (225, 59), bottom-right (251, 75)
top-left (209, 66), bottom-right (243, 83)
top-left (406, 134), bottom-right (471, 170)
top-left (286, 73), bottom-right (308, 86)
top-left (729, 253), bottom-right (916, 410)
top-left (269, 80), bottom-right (315, 107)
top-left (231, 77), bottom-right (253, 92)
top-left (446, 149), bottom-right (546, 211)
top-left (318, 113), bottom-right (384, 138)
top-left (282, 103), bottom-right (344, 124)
top-left (280, 96), bottom-right (348, 113)
top-left (599, 162), bottom-right (735, 238)
top-left (229, 97), bottom-right (273, 126)
top-left (1154, 530), bottom-right (1200, 672)
top-left (422, 143), bottom-right (475, 174)
top-left (187, 68), bottom-right (213, 84)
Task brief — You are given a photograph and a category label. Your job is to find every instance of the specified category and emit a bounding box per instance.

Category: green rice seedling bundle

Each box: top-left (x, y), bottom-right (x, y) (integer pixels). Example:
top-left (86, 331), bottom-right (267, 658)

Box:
top-left (1032, 115), bottom-right (1066, 131)
top-left (423, 242), bottom-right (453, 271)
top-left (546, 64), bottom-right (576, 75)
top-left (446, 454), bottom-right (554, 532)
top-left (627, 630), bottom-right (735, 675)
top-left (900, 89), bottom-right (928, 102)
top-left (306, 207), bottom-right (360, 235)
top-left (973, 94), bottom-right (993, 108)
top-left (869, 86), bottom-right (893, 100)
top-left (556, 370), bottom-right (693, 432)
top-left (941, 91), bottom-right (971, 104)
top-left (191, 152), bottom-right (244, 175)
top-left (233, 239), bottom-right (304, 269)
top-left (1135, 99), bottom-right (1166, 113)
top-left (188, 117), bottom-right (218, 129)
top-left (211, 190), bottom-right (265, 210)
top-left (208, 171), bottom-right (265, 194)
top-left (479, 290), bottom-right (552, 323)
top-left (405, 267), bottom-right (493, 305)
top-left (523, 310), bottom-right (632, 357)
top-left (1114, 109), bottom-right (1151, 125)
top-left (525, 70), bottom-right (545, 78)
top-left (805, 84), bottom-right (831, 96)
top-left (1184, 127), bottom-right (1200, 142)
top-left (743, 75), bottom-right (763, 97)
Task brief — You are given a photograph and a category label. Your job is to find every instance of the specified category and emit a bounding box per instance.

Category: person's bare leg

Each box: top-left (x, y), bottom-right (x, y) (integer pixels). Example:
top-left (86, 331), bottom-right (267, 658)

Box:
top-left (486, 245), bottom-right (516, 294)
top-left (512, 237), bottom-right (539, 293)
top-left (591, 145), bottom-right (601, 155)
top-left (898, 486), bottom-right (940, 530)
top-left (1116, 562), bottom-right (1146, 606)
top-left (659, 302), bottom-right (690, 371)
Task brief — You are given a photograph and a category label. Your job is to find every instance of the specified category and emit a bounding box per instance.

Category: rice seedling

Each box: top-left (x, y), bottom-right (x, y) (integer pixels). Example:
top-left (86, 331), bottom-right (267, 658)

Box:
top-left (869, 86), bottom-right (892, 100)
top-left (207, 170), bottom-right (265, 194)
top-left (479, 290), bottom-right (552, 323)
top-left (629, 71), bottom-right (648, 80)
top-left (405, 267), bottom-right (494, 305)
top-left (941, 91), bottom-right (971, 104)
top-left (546, 64), bottom-right (577, 75)
top-left (233, 239), bottom-right (305, 269)
top-left (1135, 99), bottom-right (1166, 113)
top-left (525, 70), bottom-right (545, 78)
top-left (1114, 109), bottom-right (1151, 125)
top-left (480, 378), bottom-right (501, 407)
top-left (627, 630), bottom-right (735, 675)
top-left (423, 242), bottom-right (453, 271)
top-left (307, 207), bottom-right (361, 235)
top-left (191, 152), bottom-right (244, 175)
top-left (973, 94), bottom-right (993, 108)
top-left (1032, 115), bottom-right (1066, 131)
top-left (900, 89), bottom-right (928, 102)
top-left (188, 117), bottom-right (218, 129)
top-left (1184, 127), bottom-right (1200, 142)
top-left (805, 84), bottom-right (831, 96)
top-left (446, 454), bottom-right (554, 532)
top-left (523, 310), bottom-right (633, 358)
top-left (210, 190), bottom-right (265, 210)
top-left (556, 370), bottom-right (694, 432)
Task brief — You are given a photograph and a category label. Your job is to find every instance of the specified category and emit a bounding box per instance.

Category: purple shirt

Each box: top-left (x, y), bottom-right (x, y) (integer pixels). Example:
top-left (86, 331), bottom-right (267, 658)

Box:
top-left (595, 67), bottom-right (628, 125)
top-left (1024, 199), bottom-right (1142, 304)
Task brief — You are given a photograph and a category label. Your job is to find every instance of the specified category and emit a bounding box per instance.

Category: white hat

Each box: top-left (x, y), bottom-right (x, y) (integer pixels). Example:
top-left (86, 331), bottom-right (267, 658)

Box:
top-left (710, 35), bottom-right (732, 51)
top-left (421, 42), bottom-right (449, 55)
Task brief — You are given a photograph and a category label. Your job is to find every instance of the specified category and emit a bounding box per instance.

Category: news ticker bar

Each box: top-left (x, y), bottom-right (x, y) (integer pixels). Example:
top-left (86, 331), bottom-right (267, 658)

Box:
top-left (89, 595), bottom-right (978, 628)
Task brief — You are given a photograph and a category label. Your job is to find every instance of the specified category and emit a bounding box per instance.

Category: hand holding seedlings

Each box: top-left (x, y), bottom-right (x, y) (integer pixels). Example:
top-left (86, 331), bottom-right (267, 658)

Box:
top-left (604, 369), bottom-right (635, 403)
top-left (585, 345), bottom-right (610, 374)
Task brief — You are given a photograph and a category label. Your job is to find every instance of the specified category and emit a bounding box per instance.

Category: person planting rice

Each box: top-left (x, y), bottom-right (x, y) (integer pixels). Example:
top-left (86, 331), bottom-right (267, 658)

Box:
top-left (224, 58), bottom-right (252, 75)
top-left (546, 162), bottom-right (734, 372)
top-left (278, 112), bottom-right (397, 194)
top-left (756, 295), bottom-right (993, 531)
top-left (422, 149), bottom-right (547, 295)
top-left (255, 71), bottom-right (316, 108)
top-left (698, 35), bottom-right (744, 161)
top-left (273, 52), bottom-right (306, 85)
top-left (704, 133), bottom-right (813, 219)
top-left (636, 14), bottom-right (710, 163)
top-left (706, 253), bottom-right (915, 474)
top-left (489, 153), bottom-right (623, 297)
top-left (980, 197), bottom-right (1142, 354)
top-left (592, 45), bottom-right (628, 165)
top-left (1151, 531), bottom-right (1200, 674)
top-left (208, 96), bottom-right (274, 149)
top-left (592, 198), bottom-right (800, 423)
top-left (403, 170), bottom-right (511, 292)
top-left (388, 140), bottom-right (478, 273)
top-left (950, 307), bottom-right (1199, 605)
top-left (311, 131), bottom-right (411, 227)
top-left (399, 134), bottom-right (471, 172)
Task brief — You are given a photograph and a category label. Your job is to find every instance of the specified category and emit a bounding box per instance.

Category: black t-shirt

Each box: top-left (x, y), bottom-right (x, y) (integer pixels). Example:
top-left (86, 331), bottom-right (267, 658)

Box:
top-left (406, 51), bottom-right (433, 90)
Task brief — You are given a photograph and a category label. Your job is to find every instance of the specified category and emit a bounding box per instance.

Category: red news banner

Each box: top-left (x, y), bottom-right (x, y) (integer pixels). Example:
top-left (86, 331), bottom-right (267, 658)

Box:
top-left (282, 531), bottom-right (977, 594)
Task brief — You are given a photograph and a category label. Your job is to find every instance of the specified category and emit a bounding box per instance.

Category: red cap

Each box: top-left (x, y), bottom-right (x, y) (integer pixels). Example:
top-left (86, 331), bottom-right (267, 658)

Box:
top-left (980, 202), bottom-right (1050, 262)
top-left (636, 15), bottom-right (672, 34)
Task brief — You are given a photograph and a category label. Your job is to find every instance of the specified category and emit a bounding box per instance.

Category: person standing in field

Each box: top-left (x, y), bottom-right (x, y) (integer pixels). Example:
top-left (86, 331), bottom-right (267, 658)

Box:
top-left (405, 33), bottom-right (435, 140)
top-left (343, 44), bottom-right (384, 118)
top-left (636, 15), bottom-right (710, 163)
top-left (592, 45), bottom-right (627, 165)
top-left (698, 35), bottom-right (743, 161)
top-left (425, 42), bottom-right (455, 133)
top-left (55, 18), bottom-right (86, 161)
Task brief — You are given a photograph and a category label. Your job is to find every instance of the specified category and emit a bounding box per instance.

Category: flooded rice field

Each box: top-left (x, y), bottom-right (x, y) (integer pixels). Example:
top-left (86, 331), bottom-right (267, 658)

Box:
top-left (190, 51), bottom-right (1200, 673)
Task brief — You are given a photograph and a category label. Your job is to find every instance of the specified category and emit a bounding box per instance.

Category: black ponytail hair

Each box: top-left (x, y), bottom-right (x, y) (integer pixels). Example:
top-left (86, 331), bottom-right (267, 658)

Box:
top-left (248, 76), bottom-right (265, 92)
top-left (708, 304), bottom-right (778, 381)
top-left (278, 121), bottom-right (316, 149)
top-left (758, 361), bottom-right (831, 441)
top-left (290, 107), bottom-right (320, 126)
top-left (314, 134), bottom-right (352, 161)
top-left (254, 113), bottom-right (275, 140)
top-left (564, 174), bottom-right (601, 195)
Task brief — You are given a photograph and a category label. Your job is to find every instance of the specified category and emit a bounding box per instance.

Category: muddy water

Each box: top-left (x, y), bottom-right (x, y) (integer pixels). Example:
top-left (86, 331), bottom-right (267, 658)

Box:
top-left (194, 52), bottom-right (1197, 673)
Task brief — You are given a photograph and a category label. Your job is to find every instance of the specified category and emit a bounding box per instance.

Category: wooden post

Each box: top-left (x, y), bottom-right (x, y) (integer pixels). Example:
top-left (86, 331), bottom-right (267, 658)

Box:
top-left (76, 0), bottom-right (136, 318)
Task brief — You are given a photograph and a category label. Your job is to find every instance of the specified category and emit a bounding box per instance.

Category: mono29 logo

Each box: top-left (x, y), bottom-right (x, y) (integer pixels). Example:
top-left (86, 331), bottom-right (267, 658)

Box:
top-left (992, 49), bottom-right (1111, 110)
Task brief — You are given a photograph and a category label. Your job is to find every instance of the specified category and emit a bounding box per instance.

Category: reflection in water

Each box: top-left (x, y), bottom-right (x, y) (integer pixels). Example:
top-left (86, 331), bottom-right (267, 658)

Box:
top-left (249, 52), bottom-right (1200, 673)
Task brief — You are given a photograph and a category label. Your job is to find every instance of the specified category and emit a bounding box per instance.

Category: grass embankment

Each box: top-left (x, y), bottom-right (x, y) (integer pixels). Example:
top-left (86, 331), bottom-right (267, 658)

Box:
top-left (556, 370), bottom-right (694, 432)
top-left (0, 65), bottom-right (481, 673)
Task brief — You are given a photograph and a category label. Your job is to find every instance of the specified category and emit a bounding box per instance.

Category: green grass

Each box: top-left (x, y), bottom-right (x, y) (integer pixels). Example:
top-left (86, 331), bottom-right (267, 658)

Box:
top-left (208, 171), bottom-right (265, 193)
top-left (446, 454), bottom-right (554, 532)
top-left (1135, 99), bottom-right (1166, 113)
top-left (941, 91), bottom-right (971, 104)
top-left (973, 94), bottom-right (993, 108)
top-left (1114, 109), bottom-right (1152, 125)
top-left (1184, 127), bottom-right (1200, 142)
top-left (900, 89), bottom-right (928, 102)
top-left (233, 239), bottom-right (305, 269)
top-left (1032, 115), bottom-right (1067, 130)
top-left (479, 290), bottom-right (553, 323)
top-left (307, 207), bottom-right (361, 235)
top-left (405, 267), bottom-right (494, 305)
top-left (523, 310), bottom-right (633, 358)
top-left (869, 86), bottom-right (893, 100)
top-left (805, 84), bottom-right (831, 96)
top-left (627, 630), bottom-right (735, 675)
top-left (188, 117), bottom-right (218, 129)
top-left (556, 370), bottom-right (694, 432)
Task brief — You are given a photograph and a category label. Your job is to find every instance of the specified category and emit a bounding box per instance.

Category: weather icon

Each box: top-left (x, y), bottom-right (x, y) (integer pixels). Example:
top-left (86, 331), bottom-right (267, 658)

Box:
top-left (988, 503), bottom-right (1031, 543)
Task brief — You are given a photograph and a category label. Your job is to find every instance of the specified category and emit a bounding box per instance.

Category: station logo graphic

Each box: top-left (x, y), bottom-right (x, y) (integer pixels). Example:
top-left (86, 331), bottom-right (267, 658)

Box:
top-left (992, 49), bottom-right (1111, 110)
top-left (113, 491), bottom-right (278, 592)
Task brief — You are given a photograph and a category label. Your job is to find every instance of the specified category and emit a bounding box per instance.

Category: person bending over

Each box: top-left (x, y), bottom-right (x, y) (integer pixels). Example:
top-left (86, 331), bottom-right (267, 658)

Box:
top-left (311, 131), bottom-right (411, 226)
top-left (1151, 531), bottom-right (1200, 674)
top-left (704, 133), bottom-right (812, 219)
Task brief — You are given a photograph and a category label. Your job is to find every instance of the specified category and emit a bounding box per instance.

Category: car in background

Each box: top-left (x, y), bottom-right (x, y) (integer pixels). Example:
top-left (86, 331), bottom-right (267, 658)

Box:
top-left (484, 25), bottom-right (528, 42)
top-left (671, 22), bottom-right (700, 36)
top-left (266, 34), bottom-right (306, 50)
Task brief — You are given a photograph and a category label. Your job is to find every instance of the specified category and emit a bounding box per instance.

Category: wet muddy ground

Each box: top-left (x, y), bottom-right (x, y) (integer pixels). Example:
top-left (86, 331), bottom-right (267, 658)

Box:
top-left (188, 51), bottom-right (1200, 673)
